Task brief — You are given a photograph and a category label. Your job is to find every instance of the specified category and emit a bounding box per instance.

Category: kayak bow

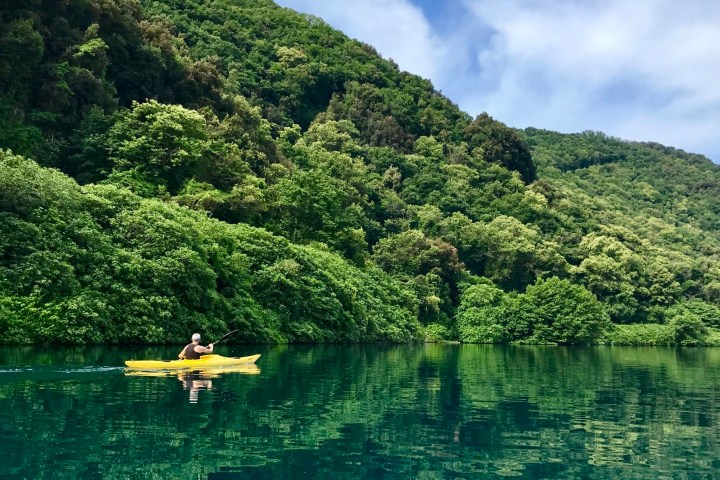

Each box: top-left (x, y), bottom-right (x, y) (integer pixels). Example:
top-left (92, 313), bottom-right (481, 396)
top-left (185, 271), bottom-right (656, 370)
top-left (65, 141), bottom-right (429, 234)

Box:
top-left (124, 354), bottom-right (261, 370)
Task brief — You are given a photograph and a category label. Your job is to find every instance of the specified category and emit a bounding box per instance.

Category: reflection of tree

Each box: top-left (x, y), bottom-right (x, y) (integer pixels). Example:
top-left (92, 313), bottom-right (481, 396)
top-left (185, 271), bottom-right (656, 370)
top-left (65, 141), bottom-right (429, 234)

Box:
top-left (452, 345), bottom-right (720, 476)
top-left (2, 345), bottom-right (720, 478)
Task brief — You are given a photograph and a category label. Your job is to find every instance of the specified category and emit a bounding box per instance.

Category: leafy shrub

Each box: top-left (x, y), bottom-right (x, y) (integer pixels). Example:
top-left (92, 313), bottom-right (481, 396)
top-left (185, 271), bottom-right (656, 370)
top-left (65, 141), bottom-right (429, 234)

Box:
top-left (524, 277), bottom-right (610, 344)
top-left (423, 323), bottom-right (451, 342)
top-left (602, 324), bottom-right (675, 346)
top-left (457, 306), bottom-right (507, 343)
top-left (456, 282), bottom-right (508, 343)
top-left (666, 300), bottom-right (720, 328)
top-left (668, 312), bottom-right (708, 346)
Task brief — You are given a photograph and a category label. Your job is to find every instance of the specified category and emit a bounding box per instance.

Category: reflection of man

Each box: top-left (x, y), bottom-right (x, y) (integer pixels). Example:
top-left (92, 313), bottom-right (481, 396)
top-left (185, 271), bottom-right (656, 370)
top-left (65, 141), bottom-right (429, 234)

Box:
top-left (178, 333), bottom-right (214, 359)
top-left (178, 371), bottom-right (212, 403)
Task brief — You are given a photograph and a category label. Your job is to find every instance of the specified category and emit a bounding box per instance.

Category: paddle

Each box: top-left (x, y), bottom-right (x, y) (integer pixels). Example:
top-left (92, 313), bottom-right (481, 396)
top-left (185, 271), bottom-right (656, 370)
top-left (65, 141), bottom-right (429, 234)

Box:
top-left (210, 329), bottom-right (239, 346)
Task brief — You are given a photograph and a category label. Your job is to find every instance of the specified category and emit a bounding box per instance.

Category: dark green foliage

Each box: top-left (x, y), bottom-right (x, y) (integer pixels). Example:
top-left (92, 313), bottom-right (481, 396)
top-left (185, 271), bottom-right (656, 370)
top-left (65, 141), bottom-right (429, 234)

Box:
top-left (0, 0), bottom-right (192, 163)
top-left (465, 113), bottom-right (536, 183)
top-left (371, 230), bottom-right (462, 281)
top-left (104, 100), bottom-right (215, 194)
top-left (668, 312), bottom-right (708, 346)
top-left (668, 300), bottom-right (720, 328)
top-left (524, 277), bottom-right (610, 344)
top-left (602, 324), bottom-right (676, 346)
top-left (265, 169), bottom-right (367, 257)
top-left (527, 128), bottom-right (720, 328)
top-left (323, 81), bottom-right (415, 151)
top-left (422, 322), bottom-right (452, 342)
top-left (1, 0), bottom-right (719, 345)
top-left (0, 152), bottom-right (420, 344)
top-left (456, 282), bottom-right (508, 343)
top-left (371, 230), bottom-right (462, 326)
top-left (525, 129), bottom-right (626, 172)
top-left (455, 216), bottom-right (568, 291)
top-left (456, 278), bottom-right (609, 344)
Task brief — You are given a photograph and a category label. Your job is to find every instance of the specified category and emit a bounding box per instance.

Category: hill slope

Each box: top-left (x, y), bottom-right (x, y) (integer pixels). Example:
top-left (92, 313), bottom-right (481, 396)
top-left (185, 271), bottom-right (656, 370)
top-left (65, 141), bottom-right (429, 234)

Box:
top-left (1, 0), bottom-right (719, 344)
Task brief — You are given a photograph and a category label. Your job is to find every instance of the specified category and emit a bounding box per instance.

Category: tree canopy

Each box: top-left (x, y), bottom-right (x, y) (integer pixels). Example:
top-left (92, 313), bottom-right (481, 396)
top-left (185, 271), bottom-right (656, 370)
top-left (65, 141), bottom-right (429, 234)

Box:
top-left (1, 0), bottom-right (720, 345)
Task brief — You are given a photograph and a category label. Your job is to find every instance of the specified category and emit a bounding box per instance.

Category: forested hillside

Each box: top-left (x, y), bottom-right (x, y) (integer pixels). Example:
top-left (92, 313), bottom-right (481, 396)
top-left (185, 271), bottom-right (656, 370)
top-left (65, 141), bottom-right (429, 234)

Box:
top-left (1, 0), bottom-right (719, 345)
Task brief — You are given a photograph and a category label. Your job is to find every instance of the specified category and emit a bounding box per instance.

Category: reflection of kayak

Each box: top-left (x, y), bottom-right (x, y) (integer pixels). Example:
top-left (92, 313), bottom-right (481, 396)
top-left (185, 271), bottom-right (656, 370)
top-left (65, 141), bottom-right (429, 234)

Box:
top-left (124, 354), bottom-right (261, 370)
top-left (125, 363), bottom-right (260, 377)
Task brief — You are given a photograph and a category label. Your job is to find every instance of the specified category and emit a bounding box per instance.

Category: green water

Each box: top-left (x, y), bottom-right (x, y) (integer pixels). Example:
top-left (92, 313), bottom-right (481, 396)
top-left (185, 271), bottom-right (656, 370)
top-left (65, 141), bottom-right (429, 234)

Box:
top-left (2, 345), bottom-right (719, 479)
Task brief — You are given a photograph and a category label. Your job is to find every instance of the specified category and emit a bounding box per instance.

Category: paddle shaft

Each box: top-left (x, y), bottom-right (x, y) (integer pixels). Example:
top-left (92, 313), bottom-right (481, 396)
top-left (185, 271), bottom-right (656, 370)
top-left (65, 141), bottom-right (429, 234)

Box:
top-left (210, 329), bottom-right (239, 345)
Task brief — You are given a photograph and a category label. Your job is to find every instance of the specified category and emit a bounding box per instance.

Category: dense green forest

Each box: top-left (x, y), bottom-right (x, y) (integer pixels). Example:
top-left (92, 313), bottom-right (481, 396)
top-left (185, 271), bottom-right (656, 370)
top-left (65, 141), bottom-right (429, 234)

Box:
top-left (1, 0), bottom-right (719, 345)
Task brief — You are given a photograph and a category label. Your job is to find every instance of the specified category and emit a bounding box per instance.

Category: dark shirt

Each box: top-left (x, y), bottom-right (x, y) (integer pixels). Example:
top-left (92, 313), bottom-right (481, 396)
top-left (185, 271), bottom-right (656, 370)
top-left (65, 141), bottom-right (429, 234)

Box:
top-left (182, 343), bottom-right (202, 360)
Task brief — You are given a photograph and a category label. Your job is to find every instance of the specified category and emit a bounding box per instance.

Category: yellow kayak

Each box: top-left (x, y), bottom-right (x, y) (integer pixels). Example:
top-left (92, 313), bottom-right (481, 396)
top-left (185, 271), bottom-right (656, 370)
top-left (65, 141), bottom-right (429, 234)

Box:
top-left (125, 354), bottom-right (260, 370)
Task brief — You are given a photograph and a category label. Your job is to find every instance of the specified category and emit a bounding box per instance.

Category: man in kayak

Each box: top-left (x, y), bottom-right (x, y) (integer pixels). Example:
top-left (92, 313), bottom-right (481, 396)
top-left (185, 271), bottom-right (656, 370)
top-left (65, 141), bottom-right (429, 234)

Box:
top-left (178, 333), bottom-right (214, 359)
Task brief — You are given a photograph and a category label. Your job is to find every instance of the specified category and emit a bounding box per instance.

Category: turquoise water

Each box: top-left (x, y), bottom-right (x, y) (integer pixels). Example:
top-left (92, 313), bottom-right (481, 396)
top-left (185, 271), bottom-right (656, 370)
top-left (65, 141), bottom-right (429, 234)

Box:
top-left (2, 345), bottom-right (719, 479)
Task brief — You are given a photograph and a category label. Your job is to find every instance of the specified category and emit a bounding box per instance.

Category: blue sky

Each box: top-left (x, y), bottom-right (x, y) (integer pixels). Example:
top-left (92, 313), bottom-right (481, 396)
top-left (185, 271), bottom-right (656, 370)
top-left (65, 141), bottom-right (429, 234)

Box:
top-left (275, 0), bottom-right (720, 162)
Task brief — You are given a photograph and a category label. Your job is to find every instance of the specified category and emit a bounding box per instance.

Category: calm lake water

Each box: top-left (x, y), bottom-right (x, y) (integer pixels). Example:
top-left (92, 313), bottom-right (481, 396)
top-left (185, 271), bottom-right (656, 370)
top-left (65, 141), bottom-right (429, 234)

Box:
top-left (2, 344), bottom-right (719, 479)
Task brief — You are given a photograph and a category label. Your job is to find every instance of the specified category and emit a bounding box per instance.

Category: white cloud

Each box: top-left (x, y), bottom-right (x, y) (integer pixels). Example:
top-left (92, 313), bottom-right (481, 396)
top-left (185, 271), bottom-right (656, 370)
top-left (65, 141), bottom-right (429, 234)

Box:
top-left (458, 0), bottom-right (720, 160)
